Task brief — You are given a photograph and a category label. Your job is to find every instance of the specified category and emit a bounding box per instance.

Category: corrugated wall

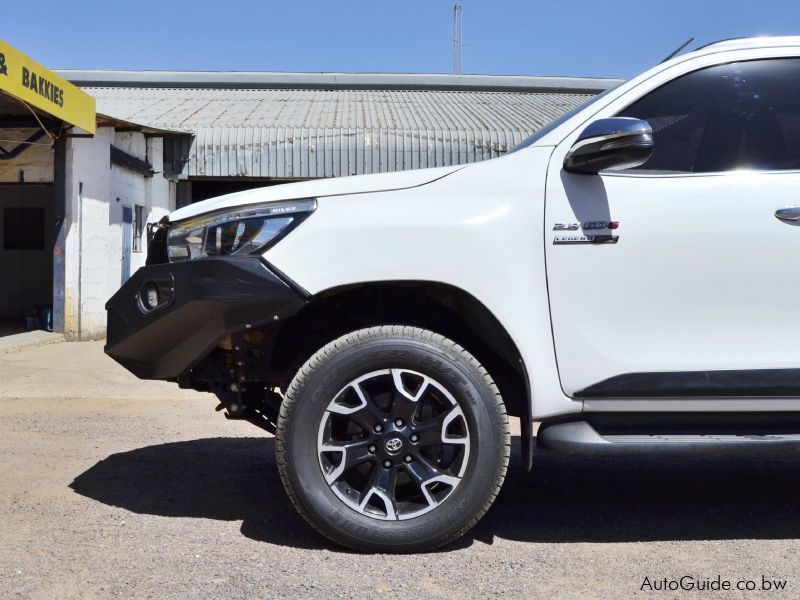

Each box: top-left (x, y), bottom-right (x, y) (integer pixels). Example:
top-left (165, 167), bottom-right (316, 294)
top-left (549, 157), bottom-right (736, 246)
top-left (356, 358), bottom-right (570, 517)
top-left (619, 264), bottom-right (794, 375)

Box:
top-left (88, 87), bottom-right (595, 179)
top-left (176, 126), bottom-right (534, 178)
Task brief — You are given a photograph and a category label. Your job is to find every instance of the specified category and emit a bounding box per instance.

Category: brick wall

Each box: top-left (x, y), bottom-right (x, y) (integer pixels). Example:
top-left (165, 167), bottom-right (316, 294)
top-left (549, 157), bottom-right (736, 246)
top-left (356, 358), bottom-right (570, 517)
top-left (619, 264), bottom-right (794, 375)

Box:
top-left (64, 128), bottom-right (175, 340)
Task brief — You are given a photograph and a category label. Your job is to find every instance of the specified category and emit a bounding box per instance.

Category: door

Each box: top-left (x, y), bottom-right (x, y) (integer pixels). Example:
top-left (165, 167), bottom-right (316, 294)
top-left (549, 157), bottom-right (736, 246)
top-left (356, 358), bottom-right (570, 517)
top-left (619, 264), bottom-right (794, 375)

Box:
top-left (546, 57), bottom-right (800, 398)
top-left (121, 205), bottom-right (132, 285)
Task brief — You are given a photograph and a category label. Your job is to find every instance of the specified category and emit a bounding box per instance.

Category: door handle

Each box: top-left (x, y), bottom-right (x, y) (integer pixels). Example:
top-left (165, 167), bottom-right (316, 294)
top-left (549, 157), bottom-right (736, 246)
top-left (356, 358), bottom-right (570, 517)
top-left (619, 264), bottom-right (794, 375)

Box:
top-left (775, 207), bottom-right (800, 222)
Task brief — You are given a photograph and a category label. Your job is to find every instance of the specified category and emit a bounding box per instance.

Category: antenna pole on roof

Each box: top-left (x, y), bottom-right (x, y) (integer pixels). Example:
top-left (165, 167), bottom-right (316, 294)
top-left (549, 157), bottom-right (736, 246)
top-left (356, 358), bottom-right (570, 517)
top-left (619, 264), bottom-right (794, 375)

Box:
top-left (660, 37), bottom-right (695, 64)
top-left (453, 1), bottom-right (463, 74)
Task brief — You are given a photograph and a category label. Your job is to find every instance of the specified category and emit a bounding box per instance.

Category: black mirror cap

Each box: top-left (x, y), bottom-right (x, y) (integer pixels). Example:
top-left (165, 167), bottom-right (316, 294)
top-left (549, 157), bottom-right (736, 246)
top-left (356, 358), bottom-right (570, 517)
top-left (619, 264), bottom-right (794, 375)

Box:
top-left (563, 117), bottom-right (655, 175)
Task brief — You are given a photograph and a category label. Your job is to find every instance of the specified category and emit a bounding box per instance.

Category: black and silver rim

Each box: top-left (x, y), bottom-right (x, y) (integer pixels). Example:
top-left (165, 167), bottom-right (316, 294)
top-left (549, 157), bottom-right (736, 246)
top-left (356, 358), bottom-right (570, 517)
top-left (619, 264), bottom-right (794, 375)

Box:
top-left (317, 369), bottom-right (471, 521)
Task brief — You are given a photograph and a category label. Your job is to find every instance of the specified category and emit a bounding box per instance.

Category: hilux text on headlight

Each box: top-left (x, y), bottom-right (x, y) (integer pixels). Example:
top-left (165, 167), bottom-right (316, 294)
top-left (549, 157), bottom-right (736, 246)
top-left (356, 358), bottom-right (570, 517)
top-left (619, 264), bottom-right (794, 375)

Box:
top-left (167, 198), bottom-right (317, 262)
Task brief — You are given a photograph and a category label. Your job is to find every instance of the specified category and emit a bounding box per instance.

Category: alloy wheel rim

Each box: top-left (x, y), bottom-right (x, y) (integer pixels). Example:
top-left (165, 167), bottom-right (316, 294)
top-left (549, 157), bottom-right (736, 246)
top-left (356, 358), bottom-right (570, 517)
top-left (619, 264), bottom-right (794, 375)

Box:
top-left (317, 368), bottom-right (471, 521)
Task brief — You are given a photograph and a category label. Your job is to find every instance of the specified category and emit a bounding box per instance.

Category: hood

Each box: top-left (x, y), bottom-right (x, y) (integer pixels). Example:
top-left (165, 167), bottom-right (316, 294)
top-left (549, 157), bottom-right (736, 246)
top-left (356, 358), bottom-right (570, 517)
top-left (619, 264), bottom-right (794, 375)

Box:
top-left (169, 165), bottom-right (463, 222)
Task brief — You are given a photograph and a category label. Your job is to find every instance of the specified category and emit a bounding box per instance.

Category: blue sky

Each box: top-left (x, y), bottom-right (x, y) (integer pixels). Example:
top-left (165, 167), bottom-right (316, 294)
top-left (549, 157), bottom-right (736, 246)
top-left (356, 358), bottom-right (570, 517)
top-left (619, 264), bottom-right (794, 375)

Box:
top-left (4, 1), bottom-right (799, 78)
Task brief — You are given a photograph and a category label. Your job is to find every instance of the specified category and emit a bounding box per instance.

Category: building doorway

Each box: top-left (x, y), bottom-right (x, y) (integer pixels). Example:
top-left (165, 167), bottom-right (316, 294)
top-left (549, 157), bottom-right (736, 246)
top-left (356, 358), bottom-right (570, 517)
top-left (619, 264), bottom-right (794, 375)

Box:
top-left (0, 184), bottom-right (54, 335)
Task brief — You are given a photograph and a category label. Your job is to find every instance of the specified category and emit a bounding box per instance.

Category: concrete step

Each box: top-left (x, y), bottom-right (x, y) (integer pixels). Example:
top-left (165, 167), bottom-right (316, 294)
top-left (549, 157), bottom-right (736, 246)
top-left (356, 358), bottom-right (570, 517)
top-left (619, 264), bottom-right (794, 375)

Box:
top-left (0, 330), bottom-right (65, 354)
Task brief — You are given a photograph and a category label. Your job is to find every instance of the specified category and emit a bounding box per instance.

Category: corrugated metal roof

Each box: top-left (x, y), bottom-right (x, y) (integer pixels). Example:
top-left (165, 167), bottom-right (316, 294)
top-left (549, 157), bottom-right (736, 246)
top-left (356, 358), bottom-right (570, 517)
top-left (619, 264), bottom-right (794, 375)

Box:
top-left (75, 73), bottom-right (619, 179)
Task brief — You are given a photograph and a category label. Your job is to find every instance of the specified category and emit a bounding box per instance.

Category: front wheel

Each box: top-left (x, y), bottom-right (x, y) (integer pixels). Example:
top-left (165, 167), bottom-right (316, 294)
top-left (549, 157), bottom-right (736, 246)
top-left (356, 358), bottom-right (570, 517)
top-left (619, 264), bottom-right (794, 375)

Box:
top-left (275, 326), bottom-right (510, 552)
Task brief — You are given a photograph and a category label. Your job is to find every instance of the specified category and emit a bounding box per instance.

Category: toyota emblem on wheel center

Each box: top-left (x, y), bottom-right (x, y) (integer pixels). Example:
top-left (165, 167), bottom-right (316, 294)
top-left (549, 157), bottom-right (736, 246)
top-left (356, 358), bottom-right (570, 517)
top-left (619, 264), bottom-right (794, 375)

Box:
top-left (384, 437), bottom-right (403, 454)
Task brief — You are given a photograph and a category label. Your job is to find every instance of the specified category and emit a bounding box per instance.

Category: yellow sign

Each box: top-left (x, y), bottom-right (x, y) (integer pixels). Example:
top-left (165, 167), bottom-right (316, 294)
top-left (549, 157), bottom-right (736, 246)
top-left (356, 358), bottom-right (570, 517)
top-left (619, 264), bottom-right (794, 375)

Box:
top-left (0, 39), bottom-right (95, 134)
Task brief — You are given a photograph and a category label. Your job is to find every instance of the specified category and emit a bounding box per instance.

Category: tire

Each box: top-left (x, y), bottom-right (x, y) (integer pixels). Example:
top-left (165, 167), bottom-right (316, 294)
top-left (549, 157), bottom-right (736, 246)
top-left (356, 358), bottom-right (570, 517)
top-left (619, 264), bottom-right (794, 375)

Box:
top-left (275, 325), bottom-right (510, 552)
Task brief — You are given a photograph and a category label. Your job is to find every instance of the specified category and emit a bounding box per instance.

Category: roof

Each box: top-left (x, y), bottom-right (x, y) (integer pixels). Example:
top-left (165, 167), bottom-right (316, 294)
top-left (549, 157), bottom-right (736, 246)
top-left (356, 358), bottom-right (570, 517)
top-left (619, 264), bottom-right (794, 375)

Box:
top-left (95, 113), bottom-right (187, 136)
top-left (58, 70), bottom-right (619, 94)
top-left (59, 71), bottom-right (623, 179)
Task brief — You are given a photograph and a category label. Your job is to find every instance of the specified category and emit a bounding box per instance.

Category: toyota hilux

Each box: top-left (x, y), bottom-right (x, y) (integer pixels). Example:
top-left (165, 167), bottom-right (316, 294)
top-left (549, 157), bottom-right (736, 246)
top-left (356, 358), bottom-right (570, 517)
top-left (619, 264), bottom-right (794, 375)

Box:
top-left (106, 37), bottom-right (800, 552)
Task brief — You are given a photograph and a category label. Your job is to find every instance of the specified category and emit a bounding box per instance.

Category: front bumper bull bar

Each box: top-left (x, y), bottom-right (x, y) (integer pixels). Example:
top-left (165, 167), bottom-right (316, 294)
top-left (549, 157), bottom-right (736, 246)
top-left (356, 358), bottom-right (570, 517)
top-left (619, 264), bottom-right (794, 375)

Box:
top-left (105, 256), bottom-right (307, 380)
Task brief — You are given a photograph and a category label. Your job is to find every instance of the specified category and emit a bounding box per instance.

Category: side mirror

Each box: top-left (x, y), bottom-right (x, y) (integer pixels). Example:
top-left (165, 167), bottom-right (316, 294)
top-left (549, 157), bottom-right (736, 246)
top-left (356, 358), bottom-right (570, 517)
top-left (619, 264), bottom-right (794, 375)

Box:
top-left (563, 117), bottom-right (654, 175)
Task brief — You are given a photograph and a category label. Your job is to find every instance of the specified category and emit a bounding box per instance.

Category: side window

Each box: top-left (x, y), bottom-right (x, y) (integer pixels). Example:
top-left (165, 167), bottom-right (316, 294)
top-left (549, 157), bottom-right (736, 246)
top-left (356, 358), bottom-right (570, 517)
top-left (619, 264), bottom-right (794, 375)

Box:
top-left (617, 58), bottom-right (800, 173)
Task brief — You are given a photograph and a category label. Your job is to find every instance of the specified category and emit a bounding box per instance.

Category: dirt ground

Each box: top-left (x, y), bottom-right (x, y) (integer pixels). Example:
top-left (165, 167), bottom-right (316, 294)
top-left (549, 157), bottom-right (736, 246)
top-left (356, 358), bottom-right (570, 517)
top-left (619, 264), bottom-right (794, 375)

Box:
top-left (2, 341), bottom-right (799, 599)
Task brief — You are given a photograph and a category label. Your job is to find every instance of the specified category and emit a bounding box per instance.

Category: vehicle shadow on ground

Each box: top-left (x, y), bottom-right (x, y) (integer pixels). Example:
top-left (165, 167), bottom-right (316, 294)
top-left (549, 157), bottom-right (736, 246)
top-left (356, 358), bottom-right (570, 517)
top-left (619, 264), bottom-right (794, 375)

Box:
top-left (70, 436), bottom-right (800, 551)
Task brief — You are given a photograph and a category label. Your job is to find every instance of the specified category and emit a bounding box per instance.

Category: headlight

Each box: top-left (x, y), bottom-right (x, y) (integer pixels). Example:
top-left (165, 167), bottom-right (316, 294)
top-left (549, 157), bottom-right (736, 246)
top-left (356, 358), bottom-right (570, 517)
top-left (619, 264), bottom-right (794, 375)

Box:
top-left (167, 198), bottom-right (317, 262)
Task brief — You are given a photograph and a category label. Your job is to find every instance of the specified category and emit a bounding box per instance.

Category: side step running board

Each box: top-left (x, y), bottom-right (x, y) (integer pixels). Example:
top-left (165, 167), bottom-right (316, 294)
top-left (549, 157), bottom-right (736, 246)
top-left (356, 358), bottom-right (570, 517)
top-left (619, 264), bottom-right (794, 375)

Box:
top-left (538, 421), bottom-right (800, 454)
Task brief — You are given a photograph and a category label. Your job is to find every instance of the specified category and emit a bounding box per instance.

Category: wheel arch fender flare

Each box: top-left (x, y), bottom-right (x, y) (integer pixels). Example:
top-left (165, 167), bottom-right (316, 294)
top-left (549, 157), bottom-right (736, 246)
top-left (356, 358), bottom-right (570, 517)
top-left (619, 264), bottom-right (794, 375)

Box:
top-left (272, 279), bottom-right (534, 469)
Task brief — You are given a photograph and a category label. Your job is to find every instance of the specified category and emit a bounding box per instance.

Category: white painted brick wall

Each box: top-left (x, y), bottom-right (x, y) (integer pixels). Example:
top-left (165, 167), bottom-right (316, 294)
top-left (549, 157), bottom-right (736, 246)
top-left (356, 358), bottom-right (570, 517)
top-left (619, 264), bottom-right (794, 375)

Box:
top-left (64, 128), bottom-right (174, 340)
top-left (64, 127), bottom-right (113, 340)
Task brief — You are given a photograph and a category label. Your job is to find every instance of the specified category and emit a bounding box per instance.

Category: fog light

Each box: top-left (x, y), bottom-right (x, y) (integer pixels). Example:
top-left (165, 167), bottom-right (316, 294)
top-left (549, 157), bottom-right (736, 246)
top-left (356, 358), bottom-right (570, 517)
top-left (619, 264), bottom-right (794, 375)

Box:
top-left (136, 275), bottom-right (174, 315)
top-left (142, 283), bottom-right (159, 311)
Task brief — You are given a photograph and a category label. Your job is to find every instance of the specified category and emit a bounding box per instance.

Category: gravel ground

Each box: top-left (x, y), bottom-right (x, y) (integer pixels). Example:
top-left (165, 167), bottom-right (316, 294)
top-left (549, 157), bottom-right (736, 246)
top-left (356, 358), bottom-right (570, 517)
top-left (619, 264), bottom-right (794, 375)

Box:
top-left (2, 341), bottom-right (799, 599)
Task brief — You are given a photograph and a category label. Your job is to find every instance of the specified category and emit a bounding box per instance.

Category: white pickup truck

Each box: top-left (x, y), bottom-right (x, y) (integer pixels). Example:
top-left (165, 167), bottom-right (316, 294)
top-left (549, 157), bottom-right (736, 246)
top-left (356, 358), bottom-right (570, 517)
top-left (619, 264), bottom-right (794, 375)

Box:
top-left (106, 37), bottom-right (800, 552)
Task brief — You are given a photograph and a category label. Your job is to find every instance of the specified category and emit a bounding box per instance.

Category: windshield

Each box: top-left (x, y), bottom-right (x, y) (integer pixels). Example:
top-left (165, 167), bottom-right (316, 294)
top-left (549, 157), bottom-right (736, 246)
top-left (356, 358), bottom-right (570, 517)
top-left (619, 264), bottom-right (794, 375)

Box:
top-left (510, 86), bottom-right (618, 151)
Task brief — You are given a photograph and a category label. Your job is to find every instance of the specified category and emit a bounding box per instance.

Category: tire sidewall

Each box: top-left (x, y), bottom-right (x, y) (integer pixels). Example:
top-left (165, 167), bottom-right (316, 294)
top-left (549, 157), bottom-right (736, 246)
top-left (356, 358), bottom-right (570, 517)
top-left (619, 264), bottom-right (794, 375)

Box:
top-left (280, 332), bottom-right (506, 552)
